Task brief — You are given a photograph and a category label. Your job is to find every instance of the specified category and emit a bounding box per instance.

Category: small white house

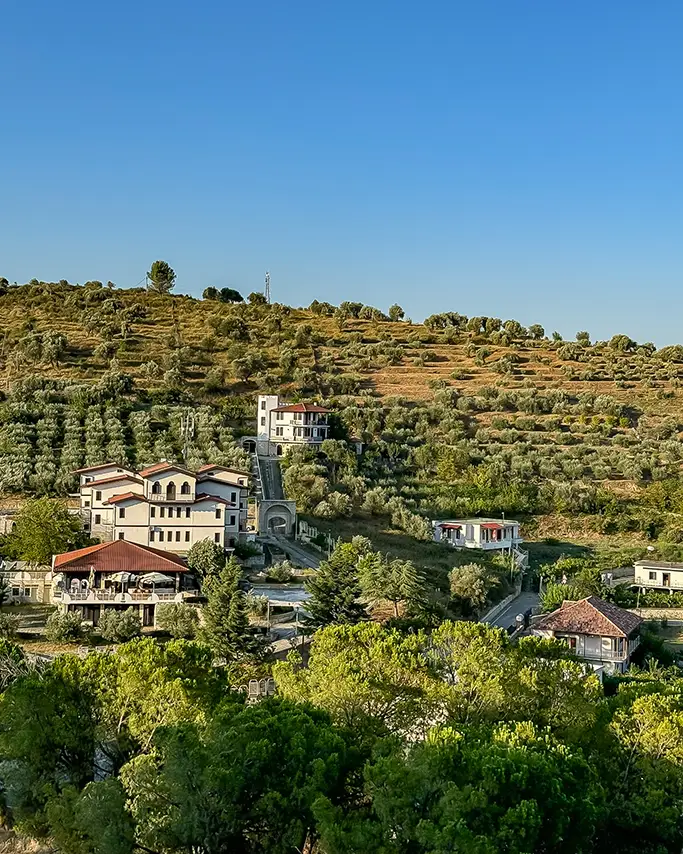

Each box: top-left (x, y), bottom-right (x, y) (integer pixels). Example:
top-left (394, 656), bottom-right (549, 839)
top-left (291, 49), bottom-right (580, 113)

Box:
top-left (433, 518), bottom-right (522, 551)
top-left (634, 560), bottom-right (683, 592)
top-left (257, 395), bottom-right (330, 457)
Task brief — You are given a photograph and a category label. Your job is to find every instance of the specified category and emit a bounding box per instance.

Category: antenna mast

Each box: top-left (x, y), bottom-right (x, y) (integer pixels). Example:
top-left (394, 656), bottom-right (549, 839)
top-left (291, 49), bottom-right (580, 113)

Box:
top-left (264, 270), bottom-right (271, 304)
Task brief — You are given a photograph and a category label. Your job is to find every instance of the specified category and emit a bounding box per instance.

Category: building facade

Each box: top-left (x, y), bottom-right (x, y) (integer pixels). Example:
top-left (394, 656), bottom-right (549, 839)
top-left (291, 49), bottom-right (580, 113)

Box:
top-left (433, 518), bottom-right (523, 551)
top-left (52, 540), bottom-right (197, 627)
top-left (256, 395), bottom-right (330, 456)
top-left (634, 559), bottom-right (683, 592)
top-left (532, 596), bottom-right (642, 675)
top-left (77, 461), bottom-right (250, 553)
top-left (0, 560), bottom-right (53, 604)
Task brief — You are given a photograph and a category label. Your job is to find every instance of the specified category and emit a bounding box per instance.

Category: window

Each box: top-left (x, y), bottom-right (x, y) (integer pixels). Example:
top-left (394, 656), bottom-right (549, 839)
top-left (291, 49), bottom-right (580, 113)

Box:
top-left (185, 507), bottom-right (190, 518)
top-left (94, 514), bottom-right (101, 525)
top-left (260, 417), bottom-right (266, 426)
top-left (181, 481), bottom-right (190, 495)
top-left (215, 508), bottom-right (221, 520)
top-left (149, 531), bottom-right (155, 542)
top-left (231, 492), bottom-right (237, 503)
top-left (95, 490), bottom-right (102, 501)
top-left (84, 500), bottom-right (91, 508)
top-left (151, 507), bottom-right (156, 518)
top-left (275, 426), bottom-right (284, 436)
top-left (159, 531), bottom-right (164, 542)
top-left (185, 531), bottom-right (190, 542)
top-left (11, 588), bottom-right (19, 597)
top-left (118, 507), bottom-right (125, 518)
top-left (85, 476), bottom-right (93, 483)
top-left (261, 400), bottom-right (266, 410)
top-left (118, 532), bottom-right (125, 540)
top-left (160, 507), bottom-right (165, 518)
top-left (176, 507), bottom-right (182, 518)
top-left (214, 533), bottom-right (221, 543)
top-left (175, 531), bottom-right (181, 542)
top-left (649, 571), bottom-right (657, 580)
top-left (276, 412), bottom-right (283, 421)
top-left (152, 481), bottom-right (161, 494)
top-left (229, 515), bottom-right (236, 526)
top-left (238, 478), bottom-right (245, 485)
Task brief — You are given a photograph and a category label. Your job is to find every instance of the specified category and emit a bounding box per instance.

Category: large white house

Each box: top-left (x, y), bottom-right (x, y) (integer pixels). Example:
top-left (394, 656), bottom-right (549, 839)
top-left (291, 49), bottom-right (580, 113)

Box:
top-left (433, 518), bottom-right (522, 551)
top-left (77, 461), bottom-right (250, 553)
top-left (257, 394), bottom-right (330, 456)
top-left (634, 559), bottom-right (683, 592)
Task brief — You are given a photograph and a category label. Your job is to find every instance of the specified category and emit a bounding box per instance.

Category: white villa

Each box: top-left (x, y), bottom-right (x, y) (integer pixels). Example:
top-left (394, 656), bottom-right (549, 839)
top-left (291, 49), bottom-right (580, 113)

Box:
top-left (532, 596), bottom-right (642, 675)
top-left (433, 518), bottom-right (522, 551)
top-left (256, 394), bottom-right (330, 456)
top-left (77, 461), bottom-right (250, 553)
top-left (634, 559), bottom-right (683, 592)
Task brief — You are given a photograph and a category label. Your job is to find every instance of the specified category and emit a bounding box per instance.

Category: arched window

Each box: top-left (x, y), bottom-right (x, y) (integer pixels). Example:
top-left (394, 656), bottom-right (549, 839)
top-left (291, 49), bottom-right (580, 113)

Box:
top-left (151, 481), bottom-right (161, 494)
top-left (166, 481), bottom-right (176, 500)
top-left (180, 481), bottom-right (190, 495)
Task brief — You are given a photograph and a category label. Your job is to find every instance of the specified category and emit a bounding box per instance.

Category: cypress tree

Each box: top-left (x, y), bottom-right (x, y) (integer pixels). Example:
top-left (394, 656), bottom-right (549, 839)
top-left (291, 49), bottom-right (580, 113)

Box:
top-left (304, 538), bottom-right (370, 629)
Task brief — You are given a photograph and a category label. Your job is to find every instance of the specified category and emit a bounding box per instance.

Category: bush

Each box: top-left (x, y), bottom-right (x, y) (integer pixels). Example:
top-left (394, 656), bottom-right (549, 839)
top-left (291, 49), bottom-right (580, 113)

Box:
top-left (268, 562), bottom-right (295, 583)
top-left (156, 603), bottom-right (199, 639)
top-left (97, 607), bottom-right (142, 643)
top-left (45, 611), bottom-right (88, 643)
top-left (0, 613), bottom-right (20, 640)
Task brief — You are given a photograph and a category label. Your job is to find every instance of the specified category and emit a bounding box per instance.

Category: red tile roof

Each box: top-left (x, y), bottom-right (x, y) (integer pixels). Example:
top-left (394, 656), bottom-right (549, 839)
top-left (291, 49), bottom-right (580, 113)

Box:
top-left (105, 492), bottom-right (146, 504)
top-left (272, 403), bottom-right (329, 413)
top-left (194, 492), bottom-right (237, 506)
top-left (534, 596), bottom-right (642, 638)
top-left (138, 462), bottom-right (195, 477)
top-left (480, 522), bottom-right (503, 530)
top-left (439, 523), bottom-right (462, 529)
top-left (54, 540), bottom-right (187, 573)
top-left (85, 474), bottom-right (142, 488)
top-left (196, 464), bottom-right (250, 476)
top-left (74, 463), bottom-right (135, 474)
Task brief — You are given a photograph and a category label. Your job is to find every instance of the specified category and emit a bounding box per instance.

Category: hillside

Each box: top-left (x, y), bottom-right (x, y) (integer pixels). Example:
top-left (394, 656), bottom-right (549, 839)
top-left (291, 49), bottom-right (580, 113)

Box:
top-left (2, 277), bottom-right (683, 565)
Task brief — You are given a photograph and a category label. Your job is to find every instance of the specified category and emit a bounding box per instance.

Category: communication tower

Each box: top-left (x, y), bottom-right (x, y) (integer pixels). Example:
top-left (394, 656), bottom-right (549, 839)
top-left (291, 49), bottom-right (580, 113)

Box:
top-left (264, 270), bottom-right (271, 303)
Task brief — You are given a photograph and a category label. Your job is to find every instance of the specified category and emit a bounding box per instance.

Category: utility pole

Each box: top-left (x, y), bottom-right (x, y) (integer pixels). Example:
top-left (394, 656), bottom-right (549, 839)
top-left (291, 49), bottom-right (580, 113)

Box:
top-left (264, 270), bottom-right (271, 304)
top-left (180, 409), bottom-right (195, 462)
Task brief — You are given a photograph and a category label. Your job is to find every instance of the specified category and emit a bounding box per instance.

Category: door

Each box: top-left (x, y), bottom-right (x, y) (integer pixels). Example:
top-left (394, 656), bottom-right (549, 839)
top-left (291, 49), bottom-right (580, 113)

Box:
top-left (664, 573), bottom-right (671, 587)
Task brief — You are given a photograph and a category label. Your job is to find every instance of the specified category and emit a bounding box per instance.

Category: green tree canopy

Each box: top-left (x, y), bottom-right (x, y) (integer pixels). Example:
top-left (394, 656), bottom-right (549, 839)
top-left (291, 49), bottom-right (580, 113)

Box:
top-left (6, 498), bottom-right (85, 565)
top-left (146, 260), bottom-right (176, 294)
top-left (304, 537), bottom-right (370, 628)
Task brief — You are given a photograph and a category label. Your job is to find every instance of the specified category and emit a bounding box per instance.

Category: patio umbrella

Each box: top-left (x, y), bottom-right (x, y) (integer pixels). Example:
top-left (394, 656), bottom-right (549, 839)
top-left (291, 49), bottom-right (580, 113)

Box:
top-left (109, 572), bottom-right (132, 584)
top-left (139, 572), bottom-right (175, 586)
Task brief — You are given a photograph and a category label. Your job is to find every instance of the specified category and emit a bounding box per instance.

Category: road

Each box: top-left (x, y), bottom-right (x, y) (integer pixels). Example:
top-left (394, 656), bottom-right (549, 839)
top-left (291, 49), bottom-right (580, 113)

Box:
top-left (259, 457), bottom-right (285, 501)
top-left (485, 591), bottom-right (539, 630)
top-left (263, 535), bottom-right (321, 569)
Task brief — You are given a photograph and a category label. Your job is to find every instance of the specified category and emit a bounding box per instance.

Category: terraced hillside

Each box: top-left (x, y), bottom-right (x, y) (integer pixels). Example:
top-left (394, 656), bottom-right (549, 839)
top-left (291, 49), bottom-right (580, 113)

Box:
top-left (2, 278), bottom-right (683, 562)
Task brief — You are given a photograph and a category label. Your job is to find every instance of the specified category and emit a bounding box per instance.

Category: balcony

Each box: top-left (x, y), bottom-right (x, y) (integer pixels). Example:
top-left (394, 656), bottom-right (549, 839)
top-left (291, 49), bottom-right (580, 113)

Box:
top-left (148, 493), bottom-right (194, 503)
top-left (60, 589), bottom-right (198, 605)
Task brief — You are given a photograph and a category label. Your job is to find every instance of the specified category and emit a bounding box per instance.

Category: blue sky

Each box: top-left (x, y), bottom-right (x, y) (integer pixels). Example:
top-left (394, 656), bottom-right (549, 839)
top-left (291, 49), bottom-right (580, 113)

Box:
top-left (2, 1), bottom-right (683, 343)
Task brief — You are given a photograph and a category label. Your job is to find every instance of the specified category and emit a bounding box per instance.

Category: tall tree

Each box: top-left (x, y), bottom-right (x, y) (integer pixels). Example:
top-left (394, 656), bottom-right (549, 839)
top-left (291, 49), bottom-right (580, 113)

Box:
top-left (186, 538), bottom-right (224, 579)
top-left (358, 552), bottom-right (425, 618)
top-left (6, 498), bottom-right (85, 565)
top-left (201, 557), bottom-right (259, 660)
top-left (146, 260), bottom-right (176, 294)
top-left (304, 537), bottom-right (370, 628)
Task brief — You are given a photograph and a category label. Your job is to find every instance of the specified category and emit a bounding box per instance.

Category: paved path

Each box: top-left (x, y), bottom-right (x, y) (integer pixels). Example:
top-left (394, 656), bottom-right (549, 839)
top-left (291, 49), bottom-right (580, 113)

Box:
top-left (259, 457), bottom-right (285, 501)
top-left (486, 591), bottom-right (539, 630)
top-left (262, 535), bottom-right (321, 570)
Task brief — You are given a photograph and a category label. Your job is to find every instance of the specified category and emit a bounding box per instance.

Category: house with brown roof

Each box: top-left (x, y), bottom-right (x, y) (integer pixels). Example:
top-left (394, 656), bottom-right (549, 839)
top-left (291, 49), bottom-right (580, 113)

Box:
top-left (77, 461), bottom-right (250, 553)
top-left (256, 394), bottom-right (330, 456)
top-left (52, 539), bottom-right (197, 627)
top-left (531, 596), bottom-right (642, 674)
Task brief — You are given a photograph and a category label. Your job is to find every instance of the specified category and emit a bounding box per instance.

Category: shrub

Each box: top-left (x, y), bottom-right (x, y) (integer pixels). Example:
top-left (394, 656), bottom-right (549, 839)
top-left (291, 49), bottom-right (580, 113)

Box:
top-left (0, 613), bottom-right (20, 640)
top-left (45, 611), bottom-right (88, 643)
top-left (156, 603), bottom-right (199, 639)
top-left (268, 562), bottom-right (295, 583)
top-left (97, 607), bottom-right (142, 643)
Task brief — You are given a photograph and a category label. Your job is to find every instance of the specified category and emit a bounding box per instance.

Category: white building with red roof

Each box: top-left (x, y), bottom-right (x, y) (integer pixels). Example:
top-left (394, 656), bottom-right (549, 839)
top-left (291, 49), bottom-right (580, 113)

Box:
top-left (433, 517), bottom-right (523, 552)
top-left (77, 461), bottom-right (250, 553)
top-left (532, 596), bottom-right (642, 674)
top-left (257, 394), bottom-right (330, 456)
top-left (52, 539), bottom-right (197, 627)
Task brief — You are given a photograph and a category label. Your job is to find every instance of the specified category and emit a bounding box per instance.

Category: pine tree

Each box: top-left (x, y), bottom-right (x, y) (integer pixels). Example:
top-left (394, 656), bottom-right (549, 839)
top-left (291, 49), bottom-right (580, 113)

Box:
top-left (304, 537), bottom-right (370, 629)
top-left (358, 553), bottom-right (426, 618)
top-left (201, 558), bottom-right (257, 660)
